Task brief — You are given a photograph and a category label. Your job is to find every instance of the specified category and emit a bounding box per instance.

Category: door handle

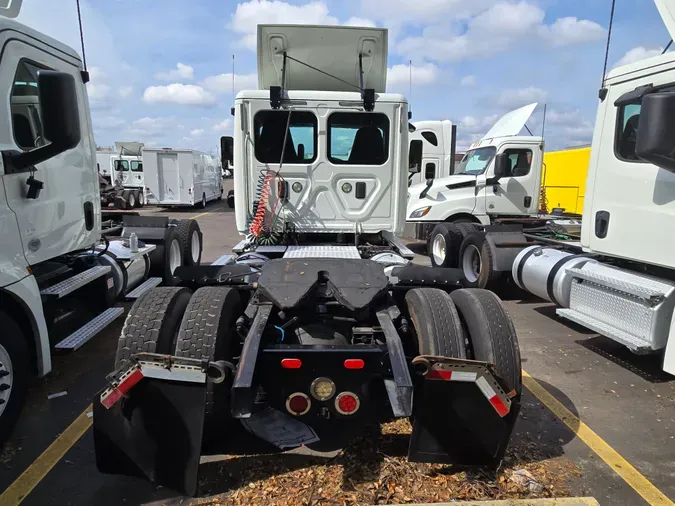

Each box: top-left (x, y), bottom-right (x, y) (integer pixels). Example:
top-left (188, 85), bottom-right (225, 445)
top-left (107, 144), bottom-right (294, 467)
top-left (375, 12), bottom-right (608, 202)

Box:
top-left (595, 210), bottom-right (610, 238)
top-left (524, 196), bottom-right (532, 208)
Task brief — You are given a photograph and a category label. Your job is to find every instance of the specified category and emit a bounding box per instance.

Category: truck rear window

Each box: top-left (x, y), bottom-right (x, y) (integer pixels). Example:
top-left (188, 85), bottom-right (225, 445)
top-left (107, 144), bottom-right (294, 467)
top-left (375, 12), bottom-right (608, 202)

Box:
top-left (254, 110), bottom-right (317, 164)
top-left (114, 160), bottom-right (129, 171)
top-left (131, 161), bottom-right (143, 172)
top-left (328, 112), bottom-right (389, 165)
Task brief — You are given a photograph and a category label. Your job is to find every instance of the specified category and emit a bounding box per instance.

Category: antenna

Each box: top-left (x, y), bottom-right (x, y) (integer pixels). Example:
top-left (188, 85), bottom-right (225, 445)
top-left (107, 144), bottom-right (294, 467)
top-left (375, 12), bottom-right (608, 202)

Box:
top-left (409, 59), bottom-right (412, 117)
top-left (75, 0), bottom-right (89, 82)
top-left (231, 54), bottom-right (235, 116)
top-left (540, 103), bottom-right (547, 140)
top-left (599, 0), bottom-right (617, 100)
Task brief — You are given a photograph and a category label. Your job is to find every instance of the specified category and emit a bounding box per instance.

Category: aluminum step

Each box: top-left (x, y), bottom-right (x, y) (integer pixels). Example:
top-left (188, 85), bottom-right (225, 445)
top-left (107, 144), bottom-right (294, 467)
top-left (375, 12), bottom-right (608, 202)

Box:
top-left (211, 254), bottom-right (236, 266)
top-left (556, 308), bottom-right (654, 354)
top-left (40, 266), bottom-right (111, 299)
top-left (125, 277), bottom-right (162, 300)
top-left (55, 307), bottom-right (125, 350)
top-left (566, 266), bottom-right (672, 301)
top-left (233, 239), bottom-right (249, 253)
top-left (284, 245), bottom-right (361, 259)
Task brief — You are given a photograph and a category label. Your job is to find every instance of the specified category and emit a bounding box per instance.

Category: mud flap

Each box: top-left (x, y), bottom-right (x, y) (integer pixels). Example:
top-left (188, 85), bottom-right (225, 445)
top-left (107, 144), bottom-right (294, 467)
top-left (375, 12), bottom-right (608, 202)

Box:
top-left (93, 378), bottom-right (208, 496)
top-left (407, 356), bottom-right (517, 468)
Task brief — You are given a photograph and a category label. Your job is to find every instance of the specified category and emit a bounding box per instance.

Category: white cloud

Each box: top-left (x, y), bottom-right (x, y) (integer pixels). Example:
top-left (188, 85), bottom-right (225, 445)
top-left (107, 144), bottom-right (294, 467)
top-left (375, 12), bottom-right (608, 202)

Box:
top-left (117, 86), bottom-right (133, 99)
top-left (546, 109), bottom-right (581, 126)
top-left (614, 46), bottom-right (663, 68)
top-left (95, 116), bottom-right (125, 130)
top-left (190, 129), bottom-right (205, 137)
top-left (155, 63), bottom-right (194, 81)
top-left (564, 122), bottom-right (594, 141)
top-left (201, 72), bottom-right (258, 93)
top-left (361, 0), bottom-right (494, 24)
top-left (396, 1), bottom-right (604, 62)
top-left (128, 117), bottom-right (179, 137)
top-left (228, 0), bottom-right (338, 50)
top-left (497, 87), bottom-right (548, 109)
top-left (458, 114), bottom-right (499, 134)
top-left (212, 119), bottom-right (233, 133)
top-left (143, 84), bottom-right (217, 107)
top-left (460, 75), bottom-right (477, 87)
top-left (344, 17), bottom-right (376, 28)
top-left (387, 63), bottom-right (438, 89)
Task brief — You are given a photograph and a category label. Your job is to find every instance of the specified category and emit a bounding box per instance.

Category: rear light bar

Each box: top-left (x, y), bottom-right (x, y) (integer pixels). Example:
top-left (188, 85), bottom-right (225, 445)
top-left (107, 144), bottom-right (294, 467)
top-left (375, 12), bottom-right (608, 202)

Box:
top-left (415, 356), bottom-right (513, 418)
top-left (344, 359), bottom-right (364, 369)
top-left (281, 358), bottom-right (302, 369)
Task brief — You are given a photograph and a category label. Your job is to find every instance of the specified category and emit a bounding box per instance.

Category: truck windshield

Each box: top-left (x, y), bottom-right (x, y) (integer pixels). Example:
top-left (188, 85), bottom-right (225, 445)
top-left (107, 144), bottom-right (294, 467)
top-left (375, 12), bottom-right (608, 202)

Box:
top-left (114, 160), bottom-right (129, 171)
top-left (454, 147), bottom-right (496, 175)
top-left (131, 161), bottom-right (143, 172)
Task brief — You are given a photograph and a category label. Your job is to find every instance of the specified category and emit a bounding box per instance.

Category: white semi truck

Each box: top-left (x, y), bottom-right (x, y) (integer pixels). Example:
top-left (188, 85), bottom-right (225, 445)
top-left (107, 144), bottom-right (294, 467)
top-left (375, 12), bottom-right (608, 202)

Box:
top-left (92, 24), bottom-right (523, 496)
top-left (110, 141), bottom-right (146, 209)
top-left (407, 119), bottom-right (458, 187)
top-left (0, 1), bottom-right (205, 445)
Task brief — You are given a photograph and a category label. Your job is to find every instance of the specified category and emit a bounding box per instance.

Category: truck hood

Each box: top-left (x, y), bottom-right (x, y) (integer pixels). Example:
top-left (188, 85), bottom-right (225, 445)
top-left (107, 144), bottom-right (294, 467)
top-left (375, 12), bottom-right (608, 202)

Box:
top-left (407, 174), bottom-right (477, 214)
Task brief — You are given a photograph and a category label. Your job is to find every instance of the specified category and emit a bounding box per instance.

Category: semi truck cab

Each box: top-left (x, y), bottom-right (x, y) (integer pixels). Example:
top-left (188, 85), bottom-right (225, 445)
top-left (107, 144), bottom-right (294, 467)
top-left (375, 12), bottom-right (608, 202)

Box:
top-left (404, 103), bottom-right (543, 240)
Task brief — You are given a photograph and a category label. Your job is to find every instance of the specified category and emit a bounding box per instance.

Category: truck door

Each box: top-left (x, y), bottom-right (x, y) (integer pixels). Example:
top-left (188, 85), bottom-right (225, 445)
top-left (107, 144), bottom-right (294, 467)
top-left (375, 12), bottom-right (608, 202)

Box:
top-left (130, 159), bottom-right (143, 188)
top-left (485, 143), bottom-right (542, 216)
top-left (1, 39), bottom-right (99, 265)
top-left (420, 130), bottom-right (441, 182)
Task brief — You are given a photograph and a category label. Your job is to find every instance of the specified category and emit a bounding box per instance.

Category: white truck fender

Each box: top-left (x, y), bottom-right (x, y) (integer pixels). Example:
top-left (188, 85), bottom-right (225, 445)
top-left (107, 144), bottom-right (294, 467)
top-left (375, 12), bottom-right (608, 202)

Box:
top-left (5, 275), bottom-right (51, 376)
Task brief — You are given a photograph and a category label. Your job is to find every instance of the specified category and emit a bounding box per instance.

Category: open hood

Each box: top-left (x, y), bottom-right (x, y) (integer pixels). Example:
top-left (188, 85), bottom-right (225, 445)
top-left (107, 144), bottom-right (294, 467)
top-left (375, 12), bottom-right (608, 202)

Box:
top-left (655, 0), bottom-right (675, 41)
top-left (115, 141), bottom-right (144, 157)
top-left (0, 0), bottom-right (21, 18)
top-left (480, 103), bottom-right (537, 141)
top-left (257, 24), bottom-right (388, 92)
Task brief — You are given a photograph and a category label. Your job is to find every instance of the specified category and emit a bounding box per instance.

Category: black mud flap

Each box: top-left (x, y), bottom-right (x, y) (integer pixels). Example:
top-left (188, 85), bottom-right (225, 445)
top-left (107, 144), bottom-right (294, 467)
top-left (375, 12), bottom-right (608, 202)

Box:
top-left (93, 378), bottom-right (208, 496)
top-left (407, 357), bottom-right (518, 468)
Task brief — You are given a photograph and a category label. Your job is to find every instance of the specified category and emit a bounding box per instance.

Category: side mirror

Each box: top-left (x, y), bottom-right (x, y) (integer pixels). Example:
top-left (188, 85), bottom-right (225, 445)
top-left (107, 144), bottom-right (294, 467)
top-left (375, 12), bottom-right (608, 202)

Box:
top-left (635, 92), bottom-right (675, 172)
top-left (5, 71), bottom-right (81, 172)
top-left (409, 140), bottom-right (422, 173)
top-left (493, 153), bottom-right (510, 181)
top-left (220, 135), bottom-right (234, 167)
top-left (419, 178), bottom-right (434, 199)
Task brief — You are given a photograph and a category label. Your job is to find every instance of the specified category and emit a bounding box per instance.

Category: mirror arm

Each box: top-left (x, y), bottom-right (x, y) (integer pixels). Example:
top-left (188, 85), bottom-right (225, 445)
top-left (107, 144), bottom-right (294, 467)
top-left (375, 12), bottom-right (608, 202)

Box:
top-left (2, 144), bottom-right (58, 173)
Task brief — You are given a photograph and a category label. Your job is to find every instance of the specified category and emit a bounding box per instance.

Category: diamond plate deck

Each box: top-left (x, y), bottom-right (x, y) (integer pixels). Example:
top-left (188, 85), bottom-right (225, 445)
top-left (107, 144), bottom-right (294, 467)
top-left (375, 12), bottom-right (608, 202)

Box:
top-left (283, 245), bottom-right (361, 259)
top-left (125, 277), bottom-right (162, 300)
top-left (40, 266), bottom-right (111, 298)
top-left (556, 308), bottom-right (654, 353)
top-left (255, 245), bottom-right (288, 254)
top-left (566, 266), bottom-right (672, 300)
top-left (55, 307), bottom-right (125, 350)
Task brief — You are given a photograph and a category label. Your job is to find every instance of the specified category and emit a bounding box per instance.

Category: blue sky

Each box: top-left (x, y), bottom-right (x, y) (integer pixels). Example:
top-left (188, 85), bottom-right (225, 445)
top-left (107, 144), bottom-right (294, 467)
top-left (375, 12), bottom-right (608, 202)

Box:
top-left (15, 0), bottom-right (673, 154)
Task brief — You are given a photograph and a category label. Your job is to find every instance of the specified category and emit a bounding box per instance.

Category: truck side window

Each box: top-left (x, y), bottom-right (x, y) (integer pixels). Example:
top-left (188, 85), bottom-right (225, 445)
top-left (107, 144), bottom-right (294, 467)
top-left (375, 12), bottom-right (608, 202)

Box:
top-left (131, 161), bottom-right (143, 172)
top-left (503, 148), bottom-right (532, 177)
top-left (615, 104), bottom-right (641, 162)
top-left (114, 160), bottom-right (129, 171)
top-left (421, 131), bottom-right (438, 146)
top-left (11, 60), bottom-right (49, 151)
top-left (328, 112), bottom-right (390, 165)
top-left (254, 110), bottom-right (317, 164)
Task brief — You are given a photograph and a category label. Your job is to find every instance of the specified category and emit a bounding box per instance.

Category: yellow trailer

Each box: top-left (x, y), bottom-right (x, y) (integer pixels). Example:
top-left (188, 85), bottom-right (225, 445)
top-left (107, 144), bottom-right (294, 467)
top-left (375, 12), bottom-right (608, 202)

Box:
top-left (541, 145), bottom-right (590, 215)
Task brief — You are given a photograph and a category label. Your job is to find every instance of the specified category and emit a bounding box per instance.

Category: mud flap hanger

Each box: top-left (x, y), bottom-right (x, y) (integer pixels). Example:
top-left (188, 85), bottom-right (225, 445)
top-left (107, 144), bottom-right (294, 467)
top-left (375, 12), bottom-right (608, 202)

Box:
top-left (269, 52), bottom-right (375, 111)
top-left (407, 355), bottom-right (518, 467)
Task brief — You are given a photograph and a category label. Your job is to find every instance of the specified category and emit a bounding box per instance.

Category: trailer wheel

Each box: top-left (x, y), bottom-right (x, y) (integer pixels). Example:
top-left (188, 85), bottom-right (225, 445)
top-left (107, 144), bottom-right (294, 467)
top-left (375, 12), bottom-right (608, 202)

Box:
top-left (405, 288), bottom-right (466, 358)
top-left (174, 287), bottom-right (241, 430)
top-left (458, 232), bottom-right (501, 290)
top-left (0, 312), bottom-right (29, 447)
top-left (227, 189), bottom-right (234, 209)
top-left (196, 192), bottom-right (207, 209)
top-left (429, 224), bottom-right (464, 268)
top-left (136, 190), bottom-right (145, 208)
top-left (114, 287), bottom-right (193, 370)
top-left (449, 288), bottom-right (521, 399)
top-left (170, 219), bottom-right (203, 266)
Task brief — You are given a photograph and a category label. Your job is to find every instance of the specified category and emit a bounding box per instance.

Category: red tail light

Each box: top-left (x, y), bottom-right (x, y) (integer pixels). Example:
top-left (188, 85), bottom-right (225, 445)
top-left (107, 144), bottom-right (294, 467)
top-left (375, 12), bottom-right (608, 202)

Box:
top-left (281, 358), bottom-right (302, 369)
top-left (344, 359), bottom-right (364, 369)
top-left (286, 392), bottom-right (310, 415)
top-left (335, 392), bottom-right (360, 415)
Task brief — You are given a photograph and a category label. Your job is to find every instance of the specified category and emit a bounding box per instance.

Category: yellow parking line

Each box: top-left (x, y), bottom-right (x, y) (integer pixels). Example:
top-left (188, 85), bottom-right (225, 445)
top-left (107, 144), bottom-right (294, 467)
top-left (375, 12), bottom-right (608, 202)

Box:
top-left (0, 406), bottom-right (93, 506)
top-left (192, 203), bottom-right (226, 220)
top-left (523, 370), bottom-right (674, 506)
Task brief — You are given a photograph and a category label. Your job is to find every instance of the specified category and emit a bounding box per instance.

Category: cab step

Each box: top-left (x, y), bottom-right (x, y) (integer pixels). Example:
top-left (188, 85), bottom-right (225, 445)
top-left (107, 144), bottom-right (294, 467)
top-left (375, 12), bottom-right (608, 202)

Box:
top-left (40, 266), bottom-right (111, 299)
top-left (125, 277), bottom-right (162, 300)
top-left (55, 307), bottom-right (125, 350)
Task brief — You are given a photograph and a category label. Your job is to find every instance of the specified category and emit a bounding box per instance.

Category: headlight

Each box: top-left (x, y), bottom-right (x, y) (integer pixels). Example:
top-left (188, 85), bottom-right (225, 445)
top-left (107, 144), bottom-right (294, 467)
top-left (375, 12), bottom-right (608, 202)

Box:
top-left (409, 206), bottom-right (431, 218)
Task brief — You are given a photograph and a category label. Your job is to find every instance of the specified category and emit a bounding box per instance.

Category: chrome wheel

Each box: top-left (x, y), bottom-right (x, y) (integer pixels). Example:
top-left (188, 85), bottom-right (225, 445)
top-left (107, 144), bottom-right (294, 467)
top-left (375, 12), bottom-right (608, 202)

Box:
top-left (138, 191), bottom-right (145, 206)
top-left (169, 238), bottom-right (182, 275)
top-left (128, 191), bottom-right (136, 208)
top-left (432, 234), bottom-right (446, 266)
top-left (190, 231), bottom-right (201, 263)
top-left (462, 244), bottom-right (481, 283)
top-left (0, 343), bottom-right (14, 417)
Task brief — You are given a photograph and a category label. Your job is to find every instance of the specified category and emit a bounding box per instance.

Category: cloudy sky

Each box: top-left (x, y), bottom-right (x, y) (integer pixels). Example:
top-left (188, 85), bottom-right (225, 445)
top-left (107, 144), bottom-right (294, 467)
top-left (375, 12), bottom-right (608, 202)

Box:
top-left (15, 0), bottom-right (672, 153)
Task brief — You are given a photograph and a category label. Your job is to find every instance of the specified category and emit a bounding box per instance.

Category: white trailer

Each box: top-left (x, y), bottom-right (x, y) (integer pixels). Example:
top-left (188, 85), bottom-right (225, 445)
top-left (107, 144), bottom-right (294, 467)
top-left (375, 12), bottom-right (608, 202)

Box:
top-left (144, 148), bottom-right (223, 208)
top-left (96, 150), bottom-right (113, 177)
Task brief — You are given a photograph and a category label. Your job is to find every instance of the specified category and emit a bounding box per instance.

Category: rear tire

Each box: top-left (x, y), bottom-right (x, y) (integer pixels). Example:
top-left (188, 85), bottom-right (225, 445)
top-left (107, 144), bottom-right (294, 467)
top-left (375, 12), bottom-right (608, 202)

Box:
top-left (405, 288), bottom-right (466, 357)
top-left (170, 219), bottom-right (203, 266)
top-left (148, 227), bottom-right (183, 285)
top-left (458, 232), bottom-right (501, 290)
top-left (196, 193), bottom-right (207, 209)
top-left (174, 287), bottom-right (241, 436)
top-left (114, 287), bottom-right (193, 370)
top-left (136, 190), bottom-right (145, 208)
top-left (0, 312), bottom-right (29, 447)
top-left (429, 224), bottom-right (463, 268)
top-left (121, 190), bottom-right (132, 210)
top-left (227, 189), bottom-right (234, 209)
top-left (449, 288), bottom-right (521, 398)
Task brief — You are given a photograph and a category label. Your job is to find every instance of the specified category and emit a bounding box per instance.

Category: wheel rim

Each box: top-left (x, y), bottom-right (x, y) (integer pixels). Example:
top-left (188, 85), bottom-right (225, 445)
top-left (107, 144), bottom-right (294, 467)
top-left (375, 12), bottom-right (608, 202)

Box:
top-left (0, 343), bottom-right (14, 417)
top-left (190, 231), bottom-right (201, 263)
top-left (432, 234), bottom-right (446, 265)
top-left (169, 239), bottom-right (182, 274)
top-left (139, 192), bottom-right (145, 205)
top-left (462, 244), bottom-right (481, 283)
top-left (128, 192), bottom-right (136, 207)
